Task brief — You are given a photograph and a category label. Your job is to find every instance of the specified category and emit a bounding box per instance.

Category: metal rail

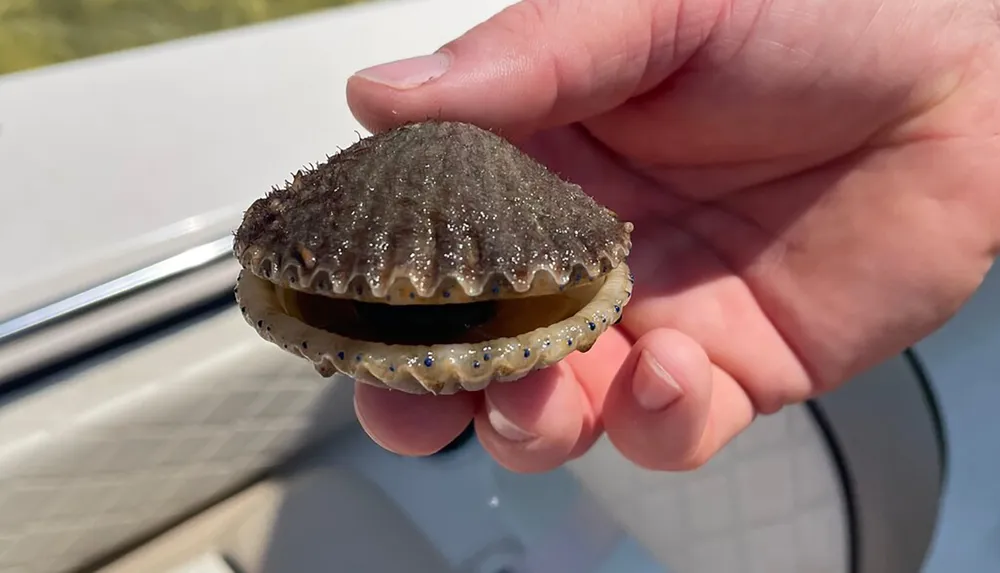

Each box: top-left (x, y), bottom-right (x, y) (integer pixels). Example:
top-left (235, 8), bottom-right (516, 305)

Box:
top-left (0, 236), bottom-right (235, 345)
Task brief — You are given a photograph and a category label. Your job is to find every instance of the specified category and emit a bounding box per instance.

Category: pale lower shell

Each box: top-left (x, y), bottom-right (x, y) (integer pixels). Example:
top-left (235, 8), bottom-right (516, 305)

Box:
top-left (235, 263), bottom-right (634, 395)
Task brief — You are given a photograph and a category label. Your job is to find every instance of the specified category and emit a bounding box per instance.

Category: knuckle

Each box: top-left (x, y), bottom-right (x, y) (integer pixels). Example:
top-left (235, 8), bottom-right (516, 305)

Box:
top-left (489, 0), bottom-right (551, 40)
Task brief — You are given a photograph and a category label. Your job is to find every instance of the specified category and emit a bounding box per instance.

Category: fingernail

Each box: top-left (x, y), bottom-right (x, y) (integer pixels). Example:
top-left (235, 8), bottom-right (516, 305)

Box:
top-left (353, 52), bottom-right (451, 90)
top-left (486, 395), bottom-right (536, 442)
top-left (633, 350), bottom-right (684, 411)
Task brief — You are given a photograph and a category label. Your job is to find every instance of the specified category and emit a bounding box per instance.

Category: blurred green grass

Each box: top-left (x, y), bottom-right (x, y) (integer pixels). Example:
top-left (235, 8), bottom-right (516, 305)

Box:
top-left (0, 0), bottom-right (366, 75)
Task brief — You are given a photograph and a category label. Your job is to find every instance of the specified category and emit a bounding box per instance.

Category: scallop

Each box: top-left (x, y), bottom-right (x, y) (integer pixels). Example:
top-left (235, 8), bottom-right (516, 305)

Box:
top-left (233, 120), bottom-right (634, 395)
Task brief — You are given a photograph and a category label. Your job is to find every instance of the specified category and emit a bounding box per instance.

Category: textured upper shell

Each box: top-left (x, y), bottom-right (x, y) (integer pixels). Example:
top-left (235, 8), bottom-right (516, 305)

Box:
top-left (233, 121), bottom-right (632, 303)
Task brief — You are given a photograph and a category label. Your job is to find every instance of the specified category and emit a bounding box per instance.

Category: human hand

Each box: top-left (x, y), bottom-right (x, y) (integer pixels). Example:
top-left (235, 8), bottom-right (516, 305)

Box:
top-left (345, 0), bottom-right (1000, 472)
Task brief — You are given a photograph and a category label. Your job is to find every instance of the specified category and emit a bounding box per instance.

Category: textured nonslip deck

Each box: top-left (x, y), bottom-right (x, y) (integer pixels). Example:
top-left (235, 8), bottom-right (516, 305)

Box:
top-left (90, 401), bottom-right (851, 573)
top-left (0, 308), bottom-right (357, 573)
top-left (569, 410), bottom-right (849, 573)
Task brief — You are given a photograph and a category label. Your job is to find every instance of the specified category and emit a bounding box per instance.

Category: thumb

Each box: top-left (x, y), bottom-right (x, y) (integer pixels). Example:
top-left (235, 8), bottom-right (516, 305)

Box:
top-left (345, 0), bottom-right (714, 138)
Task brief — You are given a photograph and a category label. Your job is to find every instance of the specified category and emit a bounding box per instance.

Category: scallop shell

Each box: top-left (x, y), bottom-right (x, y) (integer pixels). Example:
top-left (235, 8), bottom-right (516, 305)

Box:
top-left (233, 120), bottom-right (635, 394)
top-left (232, 120), bottom-right (632, 304)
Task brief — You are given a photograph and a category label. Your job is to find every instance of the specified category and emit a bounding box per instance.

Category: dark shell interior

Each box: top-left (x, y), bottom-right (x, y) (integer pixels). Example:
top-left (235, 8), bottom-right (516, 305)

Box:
top-left (279, 275), bottom-right (608, 346)
top-left (233, 120), bottom-right (632, 301)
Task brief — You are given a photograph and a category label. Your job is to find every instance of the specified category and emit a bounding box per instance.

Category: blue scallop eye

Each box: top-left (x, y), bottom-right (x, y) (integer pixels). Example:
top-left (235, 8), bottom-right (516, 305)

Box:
top-left (483, 353), bottom-right (491, 361)
top-left (337, 351), bottom-right (345, 360)
top-left (523, 349), bottom-right (531, 358)
top-left (567, 339), bottom-right (573, 346)
top-left (424, 357), bottom-right (434, 367)
top-left (588, 321), bottom-right (596, 330)
top-left (389, 365), bottom-right (395, 372)
top-left (473, 360), bottom-right (481, 369)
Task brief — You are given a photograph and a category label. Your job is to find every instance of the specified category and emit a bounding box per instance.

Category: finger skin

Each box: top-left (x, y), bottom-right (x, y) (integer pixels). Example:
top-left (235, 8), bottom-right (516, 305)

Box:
top-left (564, 326), bottom-right (634, 460)
top-left (474, 363), bottom-right (590, 473)
top-left (345, 0), bottom-right (719, 136)
top-left (471, 327), bottom-right (632, 472)
top-left (603, 328), bottom-right (757, 471)
top-left (354, 382), bottom-right (477, 456)
top-left (356, 328), bottom-right (628, 470)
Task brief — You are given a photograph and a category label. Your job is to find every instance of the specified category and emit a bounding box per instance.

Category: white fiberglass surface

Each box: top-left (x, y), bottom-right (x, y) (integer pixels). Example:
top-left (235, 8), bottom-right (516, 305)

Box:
top-left (306, 404), bottom-right (847, 573)
top-left (917, 261), bottom-right (1000, 573)
top-left (329, 430), bottom-right (669, 573)
top-left (0, 0), bottom-right (518, 320)
top-left (314, 426), bottom-right (672, 573)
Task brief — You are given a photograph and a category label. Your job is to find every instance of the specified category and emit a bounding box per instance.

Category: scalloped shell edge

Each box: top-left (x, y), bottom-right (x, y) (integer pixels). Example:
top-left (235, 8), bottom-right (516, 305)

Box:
top-left (234, 262), bottom-right (634, 394)
top-left (234, 226), bottom-right (632, 304)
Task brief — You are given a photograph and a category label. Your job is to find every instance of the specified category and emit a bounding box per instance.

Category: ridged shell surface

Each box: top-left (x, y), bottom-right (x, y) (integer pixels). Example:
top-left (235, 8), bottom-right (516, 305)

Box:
top-left (233, 121), bottom-right (632, 302)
